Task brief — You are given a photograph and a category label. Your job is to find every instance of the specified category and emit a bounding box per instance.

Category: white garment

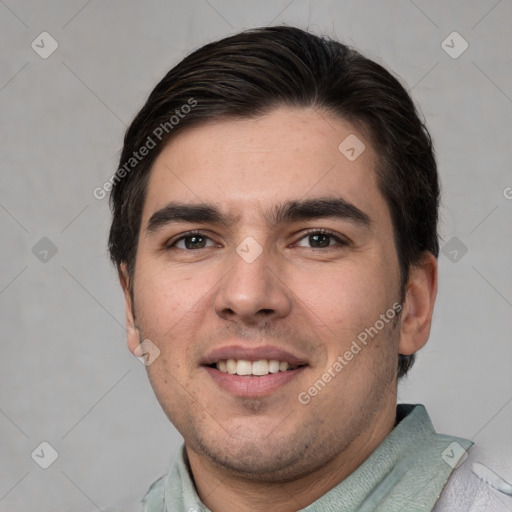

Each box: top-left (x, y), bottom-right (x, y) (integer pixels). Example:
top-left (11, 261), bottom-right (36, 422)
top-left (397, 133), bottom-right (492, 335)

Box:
top-left (433, 443), bottom-right (512, 511)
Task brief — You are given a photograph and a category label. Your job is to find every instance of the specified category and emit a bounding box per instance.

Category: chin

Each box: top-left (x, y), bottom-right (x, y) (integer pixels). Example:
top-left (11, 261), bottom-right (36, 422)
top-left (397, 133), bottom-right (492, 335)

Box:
top-left (187, 420), bottom-right (329, 482)
top-left (203, 442), bottom-right (309, 480)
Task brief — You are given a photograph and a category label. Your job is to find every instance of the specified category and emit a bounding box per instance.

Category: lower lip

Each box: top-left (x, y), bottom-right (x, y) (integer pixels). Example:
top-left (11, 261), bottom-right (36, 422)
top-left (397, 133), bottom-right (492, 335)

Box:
top-left (203, 366), bottom-right (307, 397)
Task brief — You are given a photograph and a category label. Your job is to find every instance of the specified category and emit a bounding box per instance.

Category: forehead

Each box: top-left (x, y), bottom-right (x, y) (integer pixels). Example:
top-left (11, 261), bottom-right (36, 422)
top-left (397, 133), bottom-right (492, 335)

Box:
top-left (142, 106), bottom-right (387, 228)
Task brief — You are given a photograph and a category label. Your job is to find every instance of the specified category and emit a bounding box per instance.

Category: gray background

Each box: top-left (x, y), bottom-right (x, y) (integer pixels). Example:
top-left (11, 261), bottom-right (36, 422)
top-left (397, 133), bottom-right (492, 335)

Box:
top-left (1, 0), bottom-right (511, 510)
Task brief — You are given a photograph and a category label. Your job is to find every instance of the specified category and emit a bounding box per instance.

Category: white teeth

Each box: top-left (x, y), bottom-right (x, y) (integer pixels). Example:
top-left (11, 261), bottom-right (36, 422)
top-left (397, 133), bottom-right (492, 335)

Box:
top-left (252, 360), bottom-right (269, 376)
top-left (214, 359), bottom-right (300, 376)
top-left (236, 360), bottom-right (252, 375)
top-left (268, 360), bottom-right (280, 373)
top-left (226, 359), bottom-right (237, 374)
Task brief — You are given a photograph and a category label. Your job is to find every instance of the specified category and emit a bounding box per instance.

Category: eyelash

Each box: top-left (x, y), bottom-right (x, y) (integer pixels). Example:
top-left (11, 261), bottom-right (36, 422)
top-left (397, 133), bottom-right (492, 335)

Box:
top-left (166, 229), bottom-right (349, 251)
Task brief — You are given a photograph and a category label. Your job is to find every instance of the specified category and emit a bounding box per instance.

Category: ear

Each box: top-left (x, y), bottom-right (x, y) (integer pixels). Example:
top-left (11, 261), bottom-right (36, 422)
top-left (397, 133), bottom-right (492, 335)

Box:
top-left (118, 263), bottom-right (141, 355)
top-left (398, 252), bottom-right (438, 356)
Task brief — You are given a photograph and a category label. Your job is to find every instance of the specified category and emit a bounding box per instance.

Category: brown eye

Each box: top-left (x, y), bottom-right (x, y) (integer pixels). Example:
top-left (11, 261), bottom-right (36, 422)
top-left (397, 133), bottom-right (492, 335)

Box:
top-left (308, 233), bottom-right (333, 248)
top-left (295, 230), bottom-right (348, 249)
top-left (167, 231), bottom-right (215, 250)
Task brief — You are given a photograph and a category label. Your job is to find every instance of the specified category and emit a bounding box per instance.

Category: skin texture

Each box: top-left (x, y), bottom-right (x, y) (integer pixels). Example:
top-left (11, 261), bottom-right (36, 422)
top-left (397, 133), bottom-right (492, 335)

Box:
top-left (119, 106), bottom-right (438, 511)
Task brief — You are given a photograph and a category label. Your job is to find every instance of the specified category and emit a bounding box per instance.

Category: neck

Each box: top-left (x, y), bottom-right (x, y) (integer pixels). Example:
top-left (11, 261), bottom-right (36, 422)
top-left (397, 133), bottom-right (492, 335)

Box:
top-left (186, 400), bottom-right (397, 512)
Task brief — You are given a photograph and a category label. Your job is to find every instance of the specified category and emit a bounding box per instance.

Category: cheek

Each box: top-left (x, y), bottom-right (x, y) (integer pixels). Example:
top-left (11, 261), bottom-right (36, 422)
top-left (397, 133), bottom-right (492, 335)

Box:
top-left (133, 264), bottom-right (198, 338)
top-left (293, 261), bottom-right (384, 330)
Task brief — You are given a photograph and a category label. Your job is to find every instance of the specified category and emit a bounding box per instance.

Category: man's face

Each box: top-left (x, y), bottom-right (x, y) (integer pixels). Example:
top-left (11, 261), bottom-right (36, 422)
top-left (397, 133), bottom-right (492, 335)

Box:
top-left (123, 107), bottom-right (406, 481)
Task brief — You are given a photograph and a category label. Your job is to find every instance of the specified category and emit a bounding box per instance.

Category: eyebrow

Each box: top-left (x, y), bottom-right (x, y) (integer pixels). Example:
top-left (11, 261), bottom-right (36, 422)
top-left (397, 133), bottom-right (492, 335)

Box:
top-left (145, 197), bottom-right (372, 236)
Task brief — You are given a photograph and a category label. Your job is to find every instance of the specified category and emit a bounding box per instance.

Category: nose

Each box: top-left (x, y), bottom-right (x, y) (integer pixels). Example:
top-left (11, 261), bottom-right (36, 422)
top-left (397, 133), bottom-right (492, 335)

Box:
top-left (214, 245), bottom-right (292, 326)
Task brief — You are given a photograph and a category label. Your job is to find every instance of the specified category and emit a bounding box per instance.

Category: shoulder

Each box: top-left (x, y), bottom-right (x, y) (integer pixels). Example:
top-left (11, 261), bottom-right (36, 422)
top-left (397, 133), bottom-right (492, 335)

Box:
top-left (433, 443), bottom-right (512, 512)
top-left (141, 475), bottom-right (166, 512)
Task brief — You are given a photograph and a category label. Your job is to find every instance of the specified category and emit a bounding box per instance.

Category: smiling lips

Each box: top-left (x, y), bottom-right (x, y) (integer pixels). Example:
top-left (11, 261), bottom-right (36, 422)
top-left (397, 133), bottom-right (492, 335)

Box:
top-left (202, 344), bottom-right (308, 374)
top-left (202, 345), bottom-right (309, 396)
top-left (215, 359), bottom-right (301, 376)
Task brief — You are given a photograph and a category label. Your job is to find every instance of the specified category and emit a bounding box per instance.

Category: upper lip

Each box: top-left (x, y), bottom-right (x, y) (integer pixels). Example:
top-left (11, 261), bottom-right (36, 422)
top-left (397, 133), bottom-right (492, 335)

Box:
top-left (201, 344), bottom-right (309, 366)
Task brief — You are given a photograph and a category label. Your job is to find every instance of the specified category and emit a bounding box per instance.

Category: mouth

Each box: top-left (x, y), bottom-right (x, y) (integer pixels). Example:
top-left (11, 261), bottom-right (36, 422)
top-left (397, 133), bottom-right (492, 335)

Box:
top-left (201, 345), bottom-right (309, 397)
top-left (206, 358), bottom-right (305, 376)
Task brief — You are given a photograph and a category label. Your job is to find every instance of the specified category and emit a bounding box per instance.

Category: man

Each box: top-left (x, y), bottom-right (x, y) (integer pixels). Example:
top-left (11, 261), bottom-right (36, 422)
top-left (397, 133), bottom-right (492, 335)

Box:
top-left (108, 26), bottom-right (511, 511)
